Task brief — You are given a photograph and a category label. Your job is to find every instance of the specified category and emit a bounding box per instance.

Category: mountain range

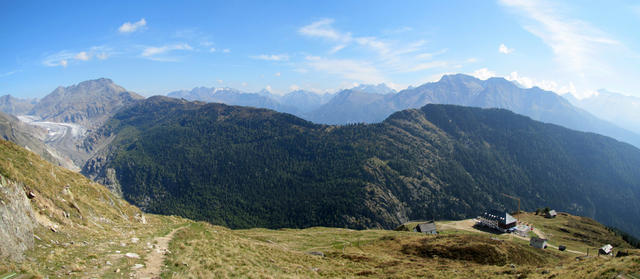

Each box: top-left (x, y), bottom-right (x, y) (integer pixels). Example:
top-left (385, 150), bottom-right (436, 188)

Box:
top-left (164, 75), bottom-right (640, 149)
top-left (0, 78), bottom-right (144, 168)
top-left (1, 76), bottom-right (640, 239)
top-left (0, 94), bottom-right (37, 115)
top-left (565, 89), bottom-right (640, 135)
top-left (81, 96), bottom-right (640, 238)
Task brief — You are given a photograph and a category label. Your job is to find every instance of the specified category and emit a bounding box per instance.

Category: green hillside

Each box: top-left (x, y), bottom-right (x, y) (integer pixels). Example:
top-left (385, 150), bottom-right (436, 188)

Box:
top-left (82, 97), bottom-right (640, 238)
top-left (2, 138), bottom-right (640, 278)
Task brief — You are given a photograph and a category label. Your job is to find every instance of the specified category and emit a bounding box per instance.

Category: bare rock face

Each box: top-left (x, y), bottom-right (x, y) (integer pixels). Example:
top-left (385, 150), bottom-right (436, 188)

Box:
top-left (0, 175), bottom-right (37, 261)
top-left (29, 78), bottom-right (144, 130)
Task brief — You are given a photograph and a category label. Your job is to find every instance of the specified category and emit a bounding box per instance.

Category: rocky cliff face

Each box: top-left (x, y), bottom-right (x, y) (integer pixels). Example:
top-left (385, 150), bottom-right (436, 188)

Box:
top-left (0, 139), bottom-right (145, 264)
top-left (0, 175), bottom-right (37, 261)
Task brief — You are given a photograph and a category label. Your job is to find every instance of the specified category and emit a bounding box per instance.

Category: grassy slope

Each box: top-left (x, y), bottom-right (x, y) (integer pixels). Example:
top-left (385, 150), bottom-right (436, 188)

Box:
top-left (164, 221), bottom-right (640, 278)
top-left (0, 139), bottom-right (190, 278)
top-left (2, 138), bottom-right (639, 278)
top-left (517, 212), bottom-right (634, 253)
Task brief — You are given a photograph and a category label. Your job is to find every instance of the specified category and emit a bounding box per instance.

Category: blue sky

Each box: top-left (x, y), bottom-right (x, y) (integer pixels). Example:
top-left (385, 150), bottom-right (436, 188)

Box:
top-left (1, 0), bottom-right (639, 98)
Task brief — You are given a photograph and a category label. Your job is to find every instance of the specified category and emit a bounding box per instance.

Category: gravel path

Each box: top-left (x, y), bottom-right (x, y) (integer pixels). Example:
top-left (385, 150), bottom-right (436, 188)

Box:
top-left (136, 227), bottom-right (184, 279)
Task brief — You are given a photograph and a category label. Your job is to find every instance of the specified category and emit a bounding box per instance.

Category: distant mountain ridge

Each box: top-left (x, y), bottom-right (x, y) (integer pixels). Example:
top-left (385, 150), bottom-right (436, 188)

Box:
top-left (565, 89), bottom-right (640, 135)
top-left (163, 76), bottom-right (640, 148)
top-left (0, 95), bottom-right (37, 115)
top-left (351, 83), bottom-right (396, 95)
top-left (307, 74), bottom-right (640, 148)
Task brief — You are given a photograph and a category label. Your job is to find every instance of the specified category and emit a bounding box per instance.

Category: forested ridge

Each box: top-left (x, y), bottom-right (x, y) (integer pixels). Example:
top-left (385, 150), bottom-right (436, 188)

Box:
top-left (82, 96), bottom-right (640, 238)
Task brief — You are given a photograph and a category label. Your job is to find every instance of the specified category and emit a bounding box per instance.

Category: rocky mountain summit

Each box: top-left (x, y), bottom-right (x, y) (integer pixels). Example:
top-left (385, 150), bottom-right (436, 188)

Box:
top-left (29, 78), bottom-right (144, 129)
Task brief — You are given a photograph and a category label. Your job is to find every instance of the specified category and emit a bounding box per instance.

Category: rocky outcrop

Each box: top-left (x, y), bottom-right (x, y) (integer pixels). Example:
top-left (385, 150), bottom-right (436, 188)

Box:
top-left (0, 175), bottom-right (37, 261)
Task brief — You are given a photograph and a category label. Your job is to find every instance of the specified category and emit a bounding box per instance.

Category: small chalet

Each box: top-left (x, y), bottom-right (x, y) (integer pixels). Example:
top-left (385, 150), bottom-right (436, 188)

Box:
top-left (477, 210), bottom-right (517, 232)
top-left (545, 210), bottom-right (557, 218)
top-left (414, 221), bottom-right (437, 234)
top-left (599, 244), bottom-right (613, 255)
top-left (530, 237), bottom-right (548, 249)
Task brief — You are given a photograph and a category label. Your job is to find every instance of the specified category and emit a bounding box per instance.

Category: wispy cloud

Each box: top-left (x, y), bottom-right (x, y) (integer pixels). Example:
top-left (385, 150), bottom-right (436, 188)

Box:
top-left (119, 18), bottom-right (147, 33)
top-left (43, 46), bottom-right (113, 67)
top-left (407, 61), bottom-right (449, 72)
top-left (141, 43), bottom-right (193, 61)
top-left (0, 70), bottom-right (20, 78)
top-left (222, 49), bottom-right (231, 53)
top-left (299, 19), bottom-right (351, 42)
top-left (250, 54), bottom-right (289, 61)
top-left (415, 49), bottom-right (448, 60)
top-left (499, 43), bottom-right (514, 54)
top-left (305, 56), bottom-right (385, 84)
top-left (499, 0), bottom-right (619, 75)
top-left (633, 5), bottom-right (640, 17)
top-left (298, 19), bottom-right (456, 84)
top-left (75, 51), bottom-right (90, 61)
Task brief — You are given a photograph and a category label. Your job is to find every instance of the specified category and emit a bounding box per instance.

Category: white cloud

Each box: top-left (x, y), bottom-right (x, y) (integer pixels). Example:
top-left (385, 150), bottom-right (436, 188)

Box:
top-left (96, 52), bottom-right (109, 60)
top-left (222, 49), bottom-right (230, 53)
top-left (241, 82), bottom-right (248, 87)
top-left (407, 61), bottom-right (449, 72)
top-left (634, 5), bottom-right (640, 16)
top-left (43, 48), bottom-right (110, 67)
top-left (329, 44), bottom-right (346, 54)
top-left (118, 18), bottom-right (147, 33)
top-left (298, 18), bottom-right (450, 77)
top-left (299, 18), bottom-right (351, 42)
top-left (141, 44), bottom-right (193, 61)
top-left (250, 54), bottom-right (289, 61)
top-left (265, 85), bottom-right (272, 92)
top-left (500, 0), bottom-right (619, 74)
top-left (499, 43), bottom-right (514, 54)
top-left (289, 84), bottom-right (300, 91)
top-left (505, 71), bottom-right (579, 96)
top-left (209, 48), bottom-right (216, 52)
top-left (275, 72), bottom-right (281, 77)
top-left (305, 56), bottom-right (385, 84)
top-left (415, 49), bottom-right (448, 60)
top-left (466, 58), bottom-right (478, 63)
top-left (471, 68), bottom-right (496, 80)
top-left (0, 70), bottom-right (20, 78)
top-left (217, 79), bottom-right (223, 84)
top-left (75, 51), bottom-right (90, 61)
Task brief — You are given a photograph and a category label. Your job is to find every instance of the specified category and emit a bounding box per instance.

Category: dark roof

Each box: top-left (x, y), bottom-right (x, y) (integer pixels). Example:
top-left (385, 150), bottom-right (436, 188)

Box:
top-left (482, 210), bottom-right (517, 225)
top-left (416, 221), bottom-right (437, 232)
